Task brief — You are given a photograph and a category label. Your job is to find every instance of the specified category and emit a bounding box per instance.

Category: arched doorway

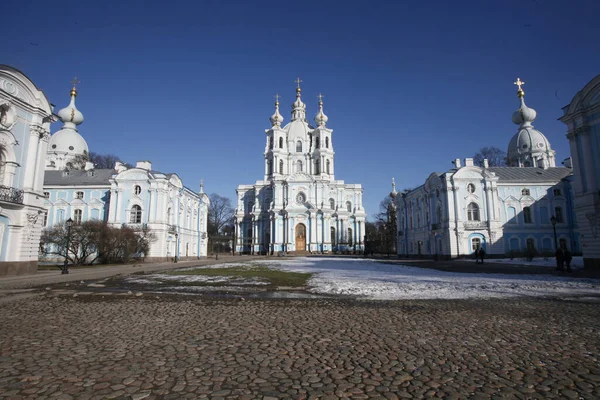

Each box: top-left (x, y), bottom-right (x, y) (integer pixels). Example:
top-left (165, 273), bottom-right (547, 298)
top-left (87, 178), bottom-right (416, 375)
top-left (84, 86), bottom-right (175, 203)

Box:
top-left (296, 223), bottom-right (306, 251)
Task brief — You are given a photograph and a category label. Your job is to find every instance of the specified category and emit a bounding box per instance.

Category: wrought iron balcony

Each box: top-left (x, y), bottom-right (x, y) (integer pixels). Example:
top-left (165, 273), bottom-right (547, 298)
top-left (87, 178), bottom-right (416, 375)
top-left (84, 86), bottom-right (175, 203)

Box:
top-left (0, 185), bottom-right (24, 205)
top-left (463, 220), bottom-right (489, 230)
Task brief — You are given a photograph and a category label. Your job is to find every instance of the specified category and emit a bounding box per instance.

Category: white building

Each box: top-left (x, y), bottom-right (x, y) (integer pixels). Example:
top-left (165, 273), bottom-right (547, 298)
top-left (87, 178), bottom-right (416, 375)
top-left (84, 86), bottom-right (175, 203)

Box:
top-left (394, 80), bottom-right (579, 259)
top-left (42, 85), bottom-right (209, 261)
top-left (235, 82), bottom-right (366, 254)
top-left (560, 74), bottom-right (600, 268)
top-left (0, 65), bottom-right (54, 276)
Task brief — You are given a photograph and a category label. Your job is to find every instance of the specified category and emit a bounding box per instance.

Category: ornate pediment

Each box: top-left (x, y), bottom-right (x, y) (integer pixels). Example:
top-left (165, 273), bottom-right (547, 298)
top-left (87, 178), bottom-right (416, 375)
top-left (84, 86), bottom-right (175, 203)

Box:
top-left (286, 172), bottom-right (314, 183)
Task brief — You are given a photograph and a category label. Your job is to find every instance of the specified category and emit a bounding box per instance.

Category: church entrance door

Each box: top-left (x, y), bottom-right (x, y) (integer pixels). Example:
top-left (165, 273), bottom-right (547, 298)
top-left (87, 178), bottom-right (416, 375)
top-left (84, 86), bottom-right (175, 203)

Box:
top-left (296, 223), bottom-right (306, 251)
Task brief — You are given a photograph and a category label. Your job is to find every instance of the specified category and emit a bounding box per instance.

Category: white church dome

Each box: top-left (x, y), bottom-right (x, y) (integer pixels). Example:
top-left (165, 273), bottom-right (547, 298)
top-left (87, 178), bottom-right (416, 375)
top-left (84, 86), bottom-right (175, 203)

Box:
top-left (506, 79), bottom-right (555, 168)
top-left (46, 82), bottom-right (89, 170)
top-left (49, 127), bottom-right (89, 155)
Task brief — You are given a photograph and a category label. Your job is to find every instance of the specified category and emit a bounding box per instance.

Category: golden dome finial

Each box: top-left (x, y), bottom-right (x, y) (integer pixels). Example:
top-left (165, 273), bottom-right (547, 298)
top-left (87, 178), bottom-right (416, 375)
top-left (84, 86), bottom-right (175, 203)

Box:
top-left (295, 77), bottom-right (302, 94)
top-left (70, 76), bottom-right (80, 97)
top-left (274, 93), bottom-right (280, 106)
top-left (317, 93), bottom-right (323, 105)
top-left (514, 77), bottom-right (525, 98)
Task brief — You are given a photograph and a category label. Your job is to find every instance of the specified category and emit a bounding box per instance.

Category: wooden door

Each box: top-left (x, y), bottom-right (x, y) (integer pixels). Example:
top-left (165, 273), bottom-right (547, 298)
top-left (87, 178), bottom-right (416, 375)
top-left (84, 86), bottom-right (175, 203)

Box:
top-left (296, 223), bottom-right (306, 251)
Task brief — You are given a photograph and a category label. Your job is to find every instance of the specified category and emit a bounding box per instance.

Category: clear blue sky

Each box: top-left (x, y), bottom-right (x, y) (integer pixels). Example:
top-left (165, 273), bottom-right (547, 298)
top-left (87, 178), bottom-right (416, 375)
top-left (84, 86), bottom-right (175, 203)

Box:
top-left (6, 0), bottom-right (600, 219)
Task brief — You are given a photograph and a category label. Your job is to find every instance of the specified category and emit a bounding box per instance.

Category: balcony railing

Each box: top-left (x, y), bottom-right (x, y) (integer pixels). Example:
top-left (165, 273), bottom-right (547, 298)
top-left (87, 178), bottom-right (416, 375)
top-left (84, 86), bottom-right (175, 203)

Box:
top-left (464, 220), bottom-right (488, 230)
top-left (0, 186), bottom-right (24, 205)
top-left (431, 223), bottom-right (441, 231)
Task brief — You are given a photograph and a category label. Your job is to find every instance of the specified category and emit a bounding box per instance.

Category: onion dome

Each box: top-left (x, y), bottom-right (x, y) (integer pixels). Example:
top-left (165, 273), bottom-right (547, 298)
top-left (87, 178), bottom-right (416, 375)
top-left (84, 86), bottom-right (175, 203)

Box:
top-left (270, 94), bottom-right (284, 127)
top-left (507, 78), bottom-right (555, 168)
top-left (389, 178), bottom-right (397, 199)
top-left (511, 78), bottom-right (537, 126)
top-left (48, 79), bottom-right (89, 160)
top-left (56, 79), bottom-right (84, 130)
top-left (291, 77), bottom-right (306, 121)
top-left (314, 93), bottom-right (328, 127)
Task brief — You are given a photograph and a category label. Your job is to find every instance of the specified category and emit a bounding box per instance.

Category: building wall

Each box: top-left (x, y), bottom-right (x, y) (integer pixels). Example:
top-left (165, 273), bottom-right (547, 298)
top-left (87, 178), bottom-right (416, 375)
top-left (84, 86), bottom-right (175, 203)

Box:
top-left (395, 161), bottom-right (579, 259)
top-left (0, 65), bottom-right (54, 276)
top-left (560, 75), bottom-right (600, 268)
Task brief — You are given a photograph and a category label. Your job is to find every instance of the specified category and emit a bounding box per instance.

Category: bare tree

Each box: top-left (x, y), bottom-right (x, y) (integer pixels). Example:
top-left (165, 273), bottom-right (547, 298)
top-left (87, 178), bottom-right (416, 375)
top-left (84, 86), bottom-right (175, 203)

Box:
top-left (473, 146), bottom-right (507, 167)
top-left (208, 193), bottom-right (235, 235)
top-left (40, 221), bottom-right (156, 265)
top-left (64, 151), bottom-right (130, 170)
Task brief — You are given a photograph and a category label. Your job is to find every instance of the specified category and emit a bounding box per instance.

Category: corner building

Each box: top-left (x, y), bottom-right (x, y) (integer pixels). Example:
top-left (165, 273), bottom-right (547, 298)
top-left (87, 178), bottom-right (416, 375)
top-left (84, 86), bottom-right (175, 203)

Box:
top-left (235, 83), bottom-right (366, 254)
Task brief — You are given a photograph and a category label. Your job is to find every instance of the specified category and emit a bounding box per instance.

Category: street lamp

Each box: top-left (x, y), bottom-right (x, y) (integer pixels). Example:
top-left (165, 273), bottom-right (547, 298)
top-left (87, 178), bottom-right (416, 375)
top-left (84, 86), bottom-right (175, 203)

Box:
top-left (550, 216), bottom-right (558, 251)
top-left (175, 232), bottom-right (179, 262)
top-left (63, 218), bottom-right (73, 274)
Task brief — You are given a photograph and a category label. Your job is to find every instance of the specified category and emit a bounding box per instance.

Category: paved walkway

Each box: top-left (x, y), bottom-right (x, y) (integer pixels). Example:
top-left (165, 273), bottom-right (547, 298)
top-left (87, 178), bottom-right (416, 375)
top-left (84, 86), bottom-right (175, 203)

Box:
top-left (0, 255), bottom-right (267, 290)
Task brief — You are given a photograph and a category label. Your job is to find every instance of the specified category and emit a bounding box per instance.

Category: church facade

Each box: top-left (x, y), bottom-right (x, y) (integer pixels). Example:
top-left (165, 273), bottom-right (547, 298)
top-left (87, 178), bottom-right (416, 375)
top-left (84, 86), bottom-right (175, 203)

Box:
top-left (0, 65), bottom-right (54, 276)
top-left (560, 74), bottom-right (600, 268)
top-left (235, 82), bottom-right (366, 254)
top-left (393, 80), bottom-right (580, 259)
top-left (41, 83), bottom-right (209, 262)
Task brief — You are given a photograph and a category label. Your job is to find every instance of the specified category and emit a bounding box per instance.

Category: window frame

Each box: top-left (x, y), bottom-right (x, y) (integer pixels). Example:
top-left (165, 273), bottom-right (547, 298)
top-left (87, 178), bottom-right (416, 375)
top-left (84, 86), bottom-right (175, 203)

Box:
top-left (130, 205), bottom-right (142, 224)
top-left (73, 209), bottom-right (83, 224)
top-left (467, 202), bottom-right (480, 221)
top-left (523, 206), bottom-right (533, 224)
top-left (76, 191), bottom-right (84, 200)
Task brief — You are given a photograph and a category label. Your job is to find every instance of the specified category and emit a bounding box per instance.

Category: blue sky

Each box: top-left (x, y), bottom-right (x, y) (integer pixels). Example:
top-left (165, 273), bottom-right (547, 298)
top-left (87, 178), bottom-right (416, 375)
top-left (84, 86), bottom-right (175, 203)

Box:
top-left (6, 0), bottom-right (600, 219)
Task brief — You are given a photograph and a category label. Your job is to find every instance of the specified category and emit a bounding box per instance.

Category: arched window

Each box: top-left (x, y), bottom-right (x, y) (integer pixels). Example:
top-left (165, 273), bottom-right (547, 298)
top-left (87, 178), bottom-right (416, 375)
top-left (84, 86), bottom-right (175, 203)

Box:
top-left (330, 227), bottom-right (336, 246)
top-left (523, 206), bottom-right (532, 223)
top-left (346, 201), bottom-right (352, 212)
top-left (269, 136), bottom-right (273, 149)
top-left (348, 228), bottom-right (353, 246)
top-left (329, 198), bottom-right (335, 209)
top-left (315, 159), bottom-right (320, 174)
top-left (130, 205), bottom-right (142, 223)
top-left (467, 203), bottom-right (479, 221)
top-left (325, 137), bottom-right (329, 148)
top-left (134, 185), bottom-right (141, 196)
top-left (297, 160), bottom-right (303, 172)
top-left (296, 140), bottom-right (302, 152)
top-left (279, 137), bottom-right (283, 149)
top-left (167, 208), bottom-right (172, 224)
top-left (279, 160), bottom-right (284, 174)
top-left (326, 160), bottom-right (330, 174)
top-left (471, 237), bottom-right (481, 253)
top-left (267, 160), bottom-right (273, 175)
top-left (436, 205), bottom-right (442, 222)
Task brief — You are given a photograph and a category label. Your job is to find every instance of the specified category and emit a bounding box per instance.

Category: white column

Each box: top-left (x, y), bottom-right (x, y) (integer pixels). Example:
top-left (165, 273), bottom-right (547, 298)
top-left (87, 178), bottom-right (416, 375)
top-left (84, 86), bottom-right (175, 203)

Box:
top-left (24, 127), bottom-right (40, 189)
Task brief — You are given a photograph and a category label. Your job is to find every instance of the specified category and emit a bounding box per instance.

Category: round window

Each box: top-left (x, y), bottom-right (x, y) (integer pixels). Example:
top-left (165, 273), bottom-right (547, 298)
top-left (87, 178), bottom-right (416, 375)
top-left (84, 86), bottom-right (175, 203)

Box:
top-left (296, 192), bottom-right (306, 204)
top-left (69, 146), bottom-right (74, 150)
top-left (522, 144), bottom-right (528, 149)
top-left (52, 144), bottom-right (57, 149)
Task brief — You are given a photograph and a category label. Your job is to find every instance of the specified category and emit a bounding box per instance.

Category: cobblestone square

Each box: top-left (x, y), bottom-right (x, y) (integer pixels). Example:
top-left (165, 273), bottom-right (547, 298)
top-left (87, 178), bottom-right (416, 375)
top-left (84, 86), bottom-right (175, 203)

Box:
top-left (1, 290), bottom-right (599, 399)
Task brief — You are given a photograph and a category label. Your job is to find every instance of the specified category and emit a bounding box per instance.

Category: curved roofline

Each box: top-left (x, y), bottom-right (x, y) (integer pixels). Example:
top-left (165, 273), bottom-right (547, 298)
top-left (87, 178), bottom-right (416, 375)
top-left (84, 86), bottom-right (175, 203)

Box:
top-left (0, 64), bottom-right (52, 113)
top-left (560, 73), bottom-right (600, 119)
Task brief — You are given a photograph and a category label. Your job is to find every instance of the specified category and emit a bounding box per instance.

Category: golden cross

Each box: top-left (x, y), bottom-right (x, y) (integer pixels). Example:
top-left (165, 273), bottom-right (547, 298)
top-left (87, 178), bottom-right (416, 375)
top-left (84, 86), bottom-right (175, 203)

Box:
top-left (200, 178), bottom-right (204, 188)
top-left (70, 76), bottom-right (80, 88)
top-left (295, 77), bottom-right (302, 89)
top-left (317, 93), bottom-right (323, 103)
top-left (274, 93), bottom-right (280, 103)
top-left (514, 78), bottom-right (525, 91)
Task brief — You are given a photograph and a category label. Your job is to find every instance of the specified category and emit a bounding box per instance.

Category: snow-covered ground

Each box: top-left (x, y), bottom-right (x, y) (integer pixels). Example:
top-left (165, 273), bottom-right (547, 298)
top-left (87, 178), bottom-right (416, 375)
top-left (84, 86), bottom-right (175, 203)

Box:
top-left (257, 257), bottom-right (600, 300)
top-left (128, 257), bottom-right (600, 301)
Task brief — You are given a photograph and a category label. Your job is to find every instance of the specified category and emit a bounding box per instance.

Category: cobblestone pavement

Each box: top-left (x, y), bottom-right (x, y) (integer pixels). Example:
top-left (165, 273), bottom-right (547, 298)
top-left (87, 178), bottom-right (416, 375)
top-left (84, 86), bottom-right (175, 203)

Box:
top-left (1, 293), bottom-right (599, 399)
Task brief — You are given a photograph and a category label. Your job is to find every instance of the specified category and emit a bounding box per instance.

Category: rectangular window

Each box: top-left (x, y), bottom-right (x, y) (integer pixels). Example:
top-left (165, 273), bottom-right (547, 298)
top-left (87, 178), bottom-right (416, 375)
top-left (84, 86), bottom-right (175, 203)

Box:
top-left (523, 206), bottom-right (532, 224)
top-left (73, 209), bottom-right (82, 224)
top-left (76, 191), bottom-right (84, 200)
top-left (43, 192), bottom-right (50, 199)
top-left (521, 188), bottom-right (530, 196)
top-left (553, 189), bottom-right (562, 196)
top-left (554, 207), bottom-right (564, 223)
top-left (43, 212), bottom-right (48, 226)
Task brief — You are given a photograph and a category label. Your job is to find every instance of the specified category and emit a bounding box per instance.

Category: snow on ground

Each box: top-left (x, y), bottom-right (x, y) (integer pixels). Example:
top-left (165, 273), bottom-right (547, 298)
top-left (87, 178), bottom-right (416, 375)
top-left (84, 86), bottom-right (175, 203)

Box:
top-left (255, 257), bottom-right (600, 300)
top-left (462, 256), bottom-right (584, 269)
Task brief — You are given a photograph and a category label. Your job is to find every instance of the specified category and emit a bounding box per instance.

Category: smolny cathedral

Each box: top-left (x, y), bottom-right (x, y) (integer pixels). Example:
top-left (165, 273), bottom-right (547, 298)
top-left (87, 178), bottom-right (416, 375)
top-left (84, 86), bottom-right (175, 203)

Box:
top-left (235, 81), bottom-right (366, 254)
